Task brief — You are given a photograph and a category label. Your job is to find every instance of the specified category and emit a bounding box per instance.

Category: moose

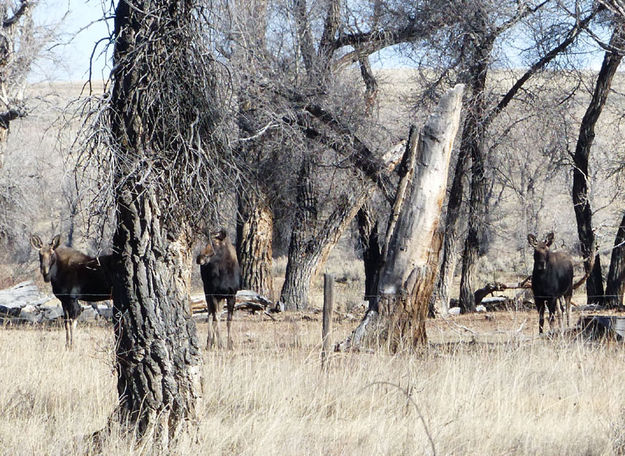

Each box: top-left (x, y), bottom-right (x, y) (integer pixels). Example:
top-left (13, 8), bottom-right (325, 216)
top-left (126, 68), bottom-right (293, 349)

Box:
top-left (31, 234), bottom-right (113, 348)
top-left (527, 232), bottom-right (592, 334)
top-left (197, 229), bottom-right (241, 349)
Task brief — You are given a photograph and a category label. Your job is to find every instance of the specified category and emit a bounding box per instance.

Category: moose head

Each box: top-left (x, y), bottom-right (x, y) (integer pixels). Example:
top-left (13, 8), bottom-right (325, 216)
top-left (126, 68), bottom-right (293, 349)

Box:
top-left (30, 234), bottom-right (61, 282)
top-left (527, 232), bottom-right (554, 272)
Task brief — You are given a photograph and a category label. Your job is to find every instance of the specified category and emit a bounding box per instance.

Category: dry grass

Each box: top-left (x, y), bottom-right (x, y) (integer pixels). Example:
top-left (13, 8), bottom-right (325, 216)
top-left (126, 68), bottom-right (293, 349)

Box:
top-left (2, 311), bottom-right (625, 455)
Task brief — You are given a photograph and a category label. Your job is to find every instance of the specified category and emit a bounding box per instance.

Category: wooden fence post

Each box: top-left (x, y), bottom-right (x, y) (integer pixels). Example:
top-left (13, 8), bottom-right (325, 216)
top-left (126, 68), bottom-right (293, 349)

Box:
top-left (321, 273), bottom-right (334, 370)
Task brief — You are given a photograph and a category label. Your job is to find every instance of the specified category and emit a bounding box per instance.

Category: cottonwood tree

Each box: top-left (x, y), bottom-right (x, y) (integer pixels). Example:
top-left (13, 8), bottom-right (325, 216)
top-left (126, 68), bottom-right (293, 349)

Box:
top-left (80, 0), bottom-right (237, 446)
top-left (413, 0), bottom-right (603, 313)
top-left (571, 20), bottom-right (625, 304)
top-left (204, 0), bottom-right (458, 310)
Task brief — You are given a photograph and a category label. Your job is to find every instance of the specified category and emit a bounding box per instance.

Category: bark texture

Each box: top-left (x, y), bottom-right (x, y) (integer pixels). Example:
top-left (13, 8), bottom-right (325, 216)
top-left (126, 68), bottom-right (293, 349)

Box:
top-left (237, 192), bottom-right (275, 300)
top-left (431, 137), bottom-right (468, 315)
top-left (281, 157), bottom-right (319, 310)
top-left (108, 0), bottom-right (202, 444)
top-left (112, 190), bottom-right (201, 442)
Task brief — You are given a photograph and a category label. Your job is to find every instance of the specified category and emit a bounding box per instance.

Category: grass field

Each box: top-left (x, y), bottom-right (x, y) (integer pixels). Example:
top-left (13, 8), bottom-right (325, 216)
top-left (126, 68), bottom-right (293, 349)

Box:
top-left (3, 73), bottom-right (625, 455)
top-left (1, 309), bottom-right (625, 455)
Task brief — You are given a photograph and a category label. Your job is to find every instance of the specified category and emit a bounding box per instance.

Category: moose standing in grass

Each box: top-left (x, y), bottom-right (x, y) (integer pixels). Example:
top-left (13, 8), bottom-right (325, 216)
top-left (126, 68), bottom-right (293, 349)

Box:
top-left (31, 234), bottom-right (112, 347)
top-left (197, 229), bottom-right (241, 349)
top-left (528, 232), bottom-right (592, 334)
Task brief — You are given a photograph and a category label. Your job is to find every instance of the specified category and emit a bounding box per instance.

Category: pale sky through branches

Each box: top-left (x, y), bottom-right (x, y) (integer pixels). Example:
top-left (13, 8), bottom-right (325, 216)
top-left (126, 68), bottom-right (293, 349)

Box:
top-left (31, 0), bottom-right (111, 82)
top-left (30, 0), bottom-right (607, 83)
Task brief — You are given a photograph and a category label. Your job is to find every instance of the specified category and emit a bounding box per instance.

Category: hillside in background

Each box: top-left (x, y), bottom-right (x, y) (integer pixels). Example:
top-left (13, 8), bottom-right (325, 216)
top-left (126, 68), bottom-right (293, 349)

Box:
top-left (3, 70), bottom-right (624, 305)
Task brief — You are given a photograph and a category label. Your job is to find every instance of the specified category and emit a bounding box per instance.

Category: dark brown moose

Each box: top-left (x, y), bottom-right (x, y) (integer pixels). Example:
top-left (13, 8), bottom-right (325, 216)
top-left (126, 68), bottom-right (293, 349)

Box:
top-left (527, 232), bottom-right (591, 334)
top-left (197, 229), bottom-right (241, 349)
top-left (31, 234), bottom-right (112, 347)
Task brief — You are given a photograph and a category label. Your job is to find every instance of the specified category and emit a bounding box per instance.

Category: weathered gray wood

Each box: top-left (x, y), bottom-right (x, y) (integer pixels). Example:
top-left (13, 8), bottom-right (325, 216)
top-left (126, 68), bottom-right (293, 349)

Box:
top-left (0, 281), bottom-right (51, 309)
top-left (379, 85), bottom-right (464, 296)
top-left (321, 274), bottom-right (334, 370)
top-left (191, 289), bottom-right (275, 315)
top-left (338, 84), bottom-right (464, 352)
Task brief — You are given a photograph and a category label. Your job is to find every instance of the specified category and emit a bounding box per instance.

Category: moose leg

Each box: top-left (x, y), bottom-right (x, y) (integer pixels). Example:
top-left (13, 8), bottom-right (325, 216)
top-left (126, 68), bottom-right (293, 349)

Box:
top-left (226, 295), bottom-right (235, 350)
top-left (556, 297), bottom-right (564, 333)
top-left (67, 299), bottom-right (82, 348)
top-left (206, 311), bottom-right (214, 349)
top-left (211, 297), bottom-right (223, 349)
top-left (61, 300), bottom-right (72, 348)
top-left (206, 295), bottom-right (218, 350)
top-left (71, 319), bottom-right (78, 345)
top-left (536, 299), bottom-right (546, 334)
top-left (547, 299), bottom-right (557, 333)
top-left (564, 293), bottom-right (572, 328)
top-left (204, 295), bottom-right (213, 348)
top-left (64, 315), bottom-right (71, 348)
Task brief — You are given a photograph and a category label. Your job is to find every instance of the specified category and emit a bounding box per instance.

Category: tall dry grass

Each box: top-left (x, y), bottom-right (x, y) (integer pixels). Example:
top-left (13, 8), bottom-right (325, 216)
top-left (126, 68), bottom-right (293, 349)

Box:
top-left (1, 314), bottom-right (625, 455)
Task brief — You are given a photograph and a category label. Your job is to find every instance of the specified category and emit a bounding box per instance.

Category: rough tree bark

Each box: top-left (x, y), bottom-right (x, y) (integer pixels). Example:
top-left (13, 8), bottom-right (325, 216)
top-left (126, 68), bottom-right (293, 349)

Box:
top-left (572, 23), bottom-right (625, 304)
top-left (237, 190), bottom-right (275, 300)
top-left (338, 85), bottom-right (464, 352)
top-left (281, 157), bottom-right (318, 310)
top-left (107, 0), bottom-right (202, 445)
top-left (605, 211), bottom-right (625, 308)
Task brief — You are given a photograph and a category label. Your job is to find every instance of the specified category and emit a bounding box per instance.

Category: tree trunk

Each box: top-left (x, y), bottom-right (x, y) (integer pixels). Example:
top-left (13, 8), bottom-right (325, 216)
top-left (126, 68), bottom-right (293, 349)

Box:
top-left (572, 24), bottom-right (624, 304)
top-left (430, 144), bottom-right (469, 315)
top-left (107, 0), bottom-right (202, 445)
top-left (281, 157), bottom-right (318, 310)
top-left (280, 143), bottom-right (406, 310)
top-left (357, 202), bottom-right (382, 308)
top-left (458, 33), bottom-right (493, 313)
top-left (605, 211), bottom-right (625, 308)
top-left (237, 191), bottom-right (275, 301)
top-left (338, 85), bottom-right (464, 351)
top-left (458, 141), bottom-right (487, 313)
top-left (380, 232), bottom-right (443, 350)
top-left (112, 189), bottom-right (201, 444)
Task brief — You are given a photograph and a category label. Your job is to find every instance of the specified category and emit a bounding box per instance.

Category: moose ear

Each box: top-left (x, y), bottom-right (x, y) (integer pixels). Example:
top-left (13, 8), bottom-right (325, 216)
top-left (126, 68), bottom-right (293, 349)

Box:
top-left (50, 234), bottom-right (61, 250)
top-left (30, 234), bottom-right (43, 249)
top-left (544, 232), bottom-right (554, 247)
top-left (527, 234), bottom-right (538, 247)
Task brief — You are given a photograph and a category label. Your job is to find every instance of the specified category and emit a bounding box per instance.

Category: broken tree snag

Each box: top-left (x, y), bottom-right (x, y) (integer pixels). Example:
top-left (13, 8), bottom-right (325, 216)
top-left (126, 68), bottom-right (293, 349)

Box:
top-left (337, 84), bottom-right (464, 353)
top-left (382, 231), bottom-right (443, 350)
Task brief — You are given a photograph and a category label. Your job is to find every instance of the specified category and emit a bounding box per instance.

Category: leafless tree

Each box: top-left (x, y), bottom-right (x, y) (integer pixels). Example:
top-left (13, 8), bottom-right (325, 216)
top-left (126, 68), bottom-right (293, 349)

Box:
top-left (338, 85), bottom-right (464, 351)
top-left (202, 0), bottom-right (460, 310)
top-left (409, 0), bottom-right (604, 313)
top-left (78, 0), bottom-right (240, 446)
top-left (571, 20), bottom-right (625, 303)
